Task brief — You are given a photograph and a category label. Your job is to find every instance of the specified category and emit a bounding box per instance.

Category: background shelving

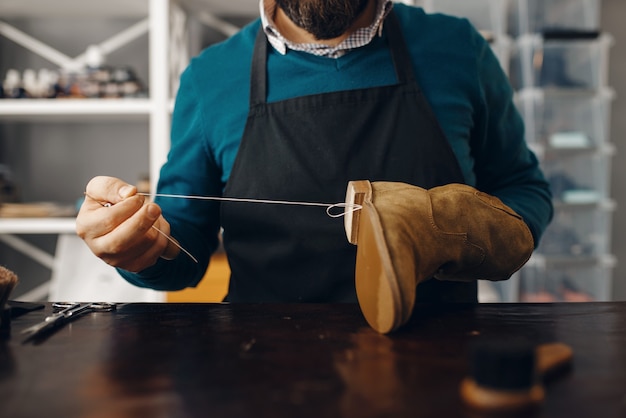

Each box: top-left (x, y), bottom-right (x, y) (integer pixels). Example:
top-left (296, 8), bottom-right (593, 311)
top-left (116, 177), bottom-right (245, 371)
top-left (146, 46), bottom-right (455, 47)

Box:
top-left (2, 0), bottom-right (625, 302)
top-left (420, 0), bottom-right (617, 303)
top-left (0, 0), bottom-right (259, 302)
top-left (0, 0), bottom-right (172, 300)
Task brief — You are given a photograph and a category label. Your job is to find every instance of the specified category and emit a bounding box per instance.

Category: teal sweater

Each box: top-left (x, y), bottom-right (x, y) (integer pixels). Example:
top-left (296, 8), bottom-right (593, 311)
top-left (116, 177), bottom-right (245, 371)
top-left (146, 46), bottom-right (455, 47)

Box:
top-left (120, 4), bottom-right (553, 291)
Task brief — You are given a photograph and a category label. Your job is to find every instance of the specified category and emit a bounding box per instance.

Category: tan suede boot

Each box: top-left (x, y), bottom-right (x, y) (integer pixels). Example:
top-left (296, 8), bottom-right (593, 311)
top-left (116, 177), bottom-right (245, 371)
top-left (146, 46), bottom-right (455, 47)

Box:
top-left (345, 181), bottom-right (534, 334)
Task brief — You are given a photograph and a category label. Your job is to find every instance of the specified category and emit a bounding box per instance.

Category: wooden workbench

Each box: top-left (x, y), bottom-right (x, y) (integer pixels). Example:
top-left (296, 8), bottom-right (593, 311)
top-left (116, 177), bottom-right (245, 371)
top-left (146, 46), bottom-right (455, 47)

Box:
top-left (1, 302), bottom-right (625, 417)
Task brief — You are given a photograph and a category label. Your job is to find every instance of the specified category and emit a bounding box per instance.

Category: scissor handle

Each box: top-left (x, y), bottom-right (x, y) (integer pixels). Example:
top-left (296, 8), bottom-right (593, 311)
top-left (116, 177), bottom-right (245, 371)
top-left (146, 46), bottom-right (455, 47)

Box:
top-left (89, 302), bottom-right (117, 312)
top-left (52, 302), bottom-right (117, 312)
top-left (22, 303), bottom-right (117, 343)
top-left (21, 303), bottom-right (81, 340)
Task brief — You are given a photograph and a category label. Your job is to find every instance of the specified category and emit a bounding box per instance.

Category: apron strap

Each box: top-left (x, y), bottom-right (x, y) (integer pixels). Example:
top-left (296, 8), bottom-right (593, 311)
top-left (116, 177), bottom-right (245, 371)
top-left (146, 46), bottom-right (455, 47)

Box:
top-left (250, 8), bottom-right (416, 106)
top-left (251, 28), bottom-right (269, 108)
top-left (384, 10), bottom-right (416, 85)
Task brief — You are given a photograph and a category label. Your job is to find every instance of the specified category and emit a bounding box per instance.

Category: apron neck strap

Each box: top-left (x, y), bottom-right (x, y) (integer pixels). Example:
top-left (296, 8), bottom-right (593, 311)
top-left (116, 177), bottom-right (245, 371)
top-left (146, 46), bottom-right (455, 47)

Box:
top-left (250, 8), bottom-right (415, 106)
top-left (251, 26), bottom-right (269, 107)
top-left (384, 10), bottom-right (416, 85)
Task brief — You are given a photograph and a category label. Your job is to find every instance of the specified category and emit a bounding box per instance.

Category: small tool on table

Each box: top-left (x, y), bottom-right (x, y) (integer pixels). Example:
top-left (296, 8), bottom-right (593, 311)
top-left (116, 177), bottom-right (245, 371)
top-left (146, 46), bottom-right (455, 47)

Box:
top-left (460, 339), bottom-right (573, 413)
top-left (21, 302), bottom-right (116, 343)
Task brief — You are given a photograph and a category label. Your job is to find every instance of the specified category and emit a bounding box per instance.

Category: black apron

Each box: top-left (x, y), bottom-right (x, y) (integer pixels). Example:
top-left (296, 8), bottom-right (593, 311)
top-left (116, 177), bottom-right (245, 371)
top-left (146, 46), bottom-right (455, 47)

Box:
top-left (221, 11), bottom-right (477, 303)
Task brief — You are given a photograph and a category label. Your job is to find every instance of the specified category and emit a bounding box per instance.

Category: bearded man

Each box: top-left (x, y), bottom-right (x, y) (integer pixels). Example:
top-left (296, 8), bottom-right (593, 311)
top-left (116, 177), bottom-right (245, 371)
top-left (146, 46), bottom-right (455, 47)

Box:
top-left (77, 1), bottom-right (552, 332)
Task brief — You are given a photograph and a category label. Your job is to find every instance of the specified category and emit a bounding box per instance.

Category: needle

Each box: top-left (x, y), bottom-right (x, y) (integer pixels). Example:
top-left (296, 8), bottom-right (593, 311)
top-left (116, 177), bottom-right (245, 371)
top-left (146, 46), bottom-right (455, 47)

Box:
top-left (150, 224), bottom-right (198, 263)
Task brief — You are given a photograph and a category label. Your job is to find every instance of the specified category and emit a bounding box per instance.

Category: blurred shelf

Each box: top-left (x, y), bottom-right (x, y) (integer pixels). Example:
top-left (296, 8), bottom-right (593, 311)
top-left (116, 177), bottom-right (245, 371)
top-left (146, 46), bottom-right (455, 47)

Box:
top-left (180, 0), bottom-right (259, 16)
top-left (0, 0), bottom-right (259, 18)
top-left (0, 99), bottom-right (154, 122)
top-left (0, 218), bottom-right (77, 234)
top-left (0, 0), bottom-right (150, 18)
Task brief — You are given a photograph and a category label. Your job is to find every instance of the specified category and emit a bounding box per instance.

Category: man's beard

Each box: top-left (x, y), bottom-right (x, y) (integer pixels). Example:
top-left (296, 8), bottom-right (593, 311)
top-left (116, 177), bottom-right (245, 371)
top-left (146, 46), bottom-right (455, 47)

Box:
top-left (275, 0), bottom-right (370, 40)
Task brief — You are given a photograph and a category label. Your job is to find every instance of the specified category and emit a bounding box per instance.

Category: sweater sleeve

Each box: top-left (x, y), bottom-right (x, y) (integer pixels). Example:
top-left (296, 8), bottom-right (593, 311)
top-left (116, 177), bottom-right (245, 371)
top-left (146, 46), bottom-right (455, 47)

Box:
top-left (117, 64), bottom-right (223, 290)
top-left (469, 27), bottom-right (553, 246)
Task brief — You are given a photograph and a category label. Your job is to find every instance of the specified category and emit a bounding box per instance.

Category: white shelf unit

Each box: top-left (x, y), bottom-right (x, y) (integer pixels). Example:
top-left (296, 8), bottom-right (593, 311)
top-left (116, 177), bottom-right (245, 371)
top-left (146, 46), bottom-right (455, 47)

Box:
top-left (0, 99), bottom-right (153, 120)
top-left (0, 0), bottom-right (258, 301)
top-left (0, 0), bottom-right (172, 300)
top-left (0, 0), bottom-right (171, 209)
top-left (0, 218), bottom-right (76, 235)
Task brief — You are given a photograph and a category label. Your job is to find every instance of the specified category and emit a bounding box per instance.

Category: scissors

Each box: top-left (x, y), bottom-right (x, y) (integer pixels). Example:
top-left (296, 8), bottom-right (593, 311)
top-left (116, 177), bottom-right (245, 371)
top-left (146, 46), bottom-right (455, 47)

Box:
top-left (21, 302), bottom-right (116, 342)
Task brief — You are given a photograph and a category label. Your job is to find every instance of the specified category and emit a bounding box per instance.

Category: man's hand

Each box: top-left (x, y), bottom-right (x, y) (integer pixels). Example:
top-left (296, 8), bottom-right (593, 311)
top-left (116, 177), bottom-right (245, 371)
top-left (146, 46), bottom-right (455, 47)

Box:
top-left (76, 176), bottom-right (179, 272)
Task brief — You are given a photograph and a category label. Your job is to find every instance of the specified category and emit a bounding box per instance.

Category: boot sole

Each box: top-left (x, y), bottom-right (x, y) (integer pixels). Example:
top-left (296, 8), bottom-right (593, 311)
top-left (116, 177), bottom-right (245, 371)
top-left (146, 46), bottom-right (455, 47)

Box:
top-left (345, 181), bottom-right (403, 334)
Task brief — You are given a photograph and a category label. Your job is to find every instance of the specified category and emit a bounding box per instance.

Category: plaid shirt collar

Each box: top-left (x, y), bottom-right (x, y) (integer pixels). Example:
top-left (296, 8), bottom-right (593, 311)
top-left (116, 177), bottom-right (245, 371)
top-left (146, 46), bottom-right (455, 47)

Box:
top-left (260, 0), bottom-right (393, 58)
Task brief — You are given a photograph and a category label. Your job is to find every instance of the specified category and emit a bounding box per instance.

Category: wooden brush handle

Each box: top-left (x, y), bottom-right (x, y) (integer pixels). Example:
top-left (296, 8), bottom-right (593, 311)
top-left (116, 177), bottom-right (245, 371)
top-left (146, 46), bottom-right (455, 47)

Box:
top-left (536, 342), bottom-right (574, 377)
top-left (461, 342), bottom-right (573, 412)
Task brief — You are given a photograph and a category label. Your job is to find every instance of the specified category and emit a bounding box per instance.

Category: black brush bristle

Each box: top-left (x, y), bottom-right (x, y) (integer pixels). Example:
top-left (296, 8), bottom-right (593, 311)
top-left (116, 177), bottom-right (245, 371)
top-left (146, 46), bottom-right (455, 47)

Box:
top-left (0, 266), bottom-right (18, 332)
top-left (469, 339), bottom-right (537, 391)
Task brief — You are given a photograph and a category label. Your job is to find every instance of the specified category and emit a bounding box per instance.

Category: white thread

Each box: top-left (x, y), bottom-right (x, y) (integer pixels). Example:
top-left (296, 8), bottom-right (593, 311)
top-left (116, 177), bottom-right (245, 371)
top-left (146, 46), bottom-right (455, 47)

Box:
top-left (151, 225), bottom-right (198, 264)
top-left (138, 193), bottom-right (362, 217)
top-left (85, 192), bottom-right (362, 265)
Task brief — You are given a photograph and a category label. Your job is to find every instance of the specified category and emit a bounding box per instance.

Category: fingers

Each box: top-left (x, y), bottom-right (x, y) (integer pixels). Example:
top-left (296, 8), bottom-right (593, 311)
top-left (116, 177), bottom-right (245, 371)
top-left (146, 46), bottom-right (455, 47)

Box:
top-left (105, 202), bottom-right (162, 250)
top-left (85, 204), bottom-right (170, 272)
top-left (84, 175), bottom-right (138, 207)
top-left (76, 176), bottom-right (174, 272)
top-left (77, 187), bottom-right (146, 241)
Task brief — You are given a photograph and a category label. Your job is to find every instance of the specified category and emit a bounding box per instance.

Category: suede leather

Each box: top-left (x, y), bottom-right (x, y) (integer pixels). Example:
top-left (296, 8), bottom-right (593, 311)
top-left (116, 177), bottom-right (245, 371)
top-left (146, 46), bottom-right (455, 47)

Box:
top-left (373, 182), bottom-right (534, 282)
top-left (369, 182), bottom-right (534, 326)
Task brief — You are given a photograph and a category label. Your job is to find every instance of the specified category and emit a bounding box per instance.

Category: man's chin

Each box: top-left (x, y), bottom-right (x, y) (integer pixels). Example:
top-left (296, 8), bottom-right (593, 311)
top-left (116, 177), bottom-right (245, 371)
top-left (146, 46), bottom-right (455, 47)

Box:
top-left (275, 0), bottom-right (369, 40)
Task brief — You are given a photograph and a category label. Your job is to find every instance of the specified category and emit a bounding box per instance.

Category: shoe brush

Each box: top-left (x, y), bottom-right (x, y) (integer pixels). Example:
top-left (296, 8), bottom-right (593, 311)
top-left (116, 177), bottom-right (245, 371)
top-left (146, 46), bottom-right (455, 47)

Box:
top-left (0, 265), bottom-right (19, 334)
top-left (460, 339), bottom-right (573, 414)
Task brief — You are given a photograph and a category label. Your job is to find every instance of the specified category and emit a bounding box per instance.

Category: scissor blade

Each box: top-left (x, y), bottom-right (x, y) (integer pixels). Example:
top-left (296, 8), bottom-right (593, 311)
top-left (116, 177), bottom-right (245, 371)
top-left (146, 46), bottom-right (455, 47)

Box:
top-left (21, 314), bottom-right (67, 341)
top-left (21, 302), bottom-right (81, 342)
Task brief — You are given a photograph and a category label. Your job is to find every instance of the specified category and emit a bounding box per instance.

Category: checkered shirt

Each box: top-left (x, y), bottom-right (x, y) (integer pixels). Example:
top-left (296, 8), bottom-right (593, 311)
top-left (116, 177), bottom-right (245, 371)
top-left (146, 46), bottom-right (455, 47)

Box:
top-left (260, 0), bottom-right (394, 58)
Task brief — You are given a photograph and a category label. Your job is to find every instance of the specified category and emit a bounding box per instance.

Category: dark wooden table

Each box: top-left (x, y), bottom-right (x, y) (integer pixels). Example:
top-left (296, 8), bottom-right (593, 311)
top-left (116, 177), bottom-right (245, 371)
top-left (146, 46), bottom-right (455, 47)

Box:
top-left (1, 302), bottom-right (625, 418)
